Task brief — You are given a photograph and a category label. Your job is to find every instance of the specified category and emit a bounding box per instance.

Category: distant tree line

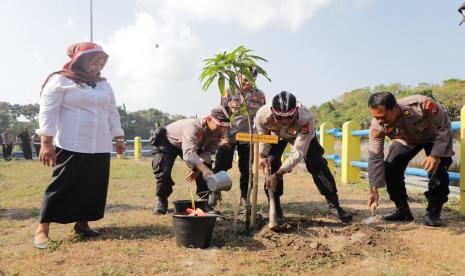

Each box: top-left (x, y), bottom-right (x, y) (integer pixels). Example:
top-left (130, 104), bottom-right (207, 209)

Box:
top-left (0, 102), bottom-right (185, 139)
top-left (0, 102), bottom-right (40, 134)
top-left (2, 78), bottom-right (464, 137)
top-left (117, 104), bottom-right (186, 139)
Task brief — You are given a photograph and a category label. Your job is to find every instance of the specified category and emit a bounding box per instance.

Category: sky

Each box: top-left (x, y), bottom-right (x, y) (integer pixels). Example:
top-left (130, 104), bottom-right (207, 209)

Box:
top-left (1, 0), bottom-right (465, 117)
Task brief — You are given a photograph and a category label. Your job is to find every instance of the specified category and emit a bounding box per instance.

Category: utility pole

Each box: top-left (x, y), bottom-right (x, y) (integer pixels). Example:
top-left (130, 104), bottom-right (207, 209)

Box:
top-left (90, 0), bottom-right (93, 42)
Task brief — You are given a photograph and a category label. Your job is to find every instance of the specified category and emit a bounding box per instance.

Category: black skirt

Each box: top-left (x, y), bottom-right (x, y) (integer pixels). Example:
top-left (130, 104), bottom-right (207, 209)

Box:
top-left (39, 147), bottom-right (110, 224)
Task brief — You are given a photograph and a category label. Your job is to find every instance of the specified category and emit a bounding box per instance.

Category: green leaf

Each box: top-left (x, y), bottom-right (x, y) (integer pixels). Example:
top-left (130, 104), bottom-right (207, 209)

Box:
top-left (239, 65), bottom-right (255, 84)
top-left (255, 65), bottom-right (271, 82)
top-left (202, 75), bottom-right (216, 92)
top-left (245, 58), bottom-right (257, 66)
top-left (218, 75), bottom-right (225, 97)
top-left (202, 57), bottom-right (216, 62)
top-left (228, 76), bottom-right (236, 96)
top-left (200, 45), bottom-right (269, 96)
top-left (231, 45), bottom-right (244, 57)
top-left (200, 67), bottom-right (216, 82)
top-left (239, 103), bottom-right (249, 117)
top-left (248, 55), bottom-right (268, 62)
top-left (226, 71), bottom-right (237, 95)
top-left (229, 112), bottom-right (236, 127)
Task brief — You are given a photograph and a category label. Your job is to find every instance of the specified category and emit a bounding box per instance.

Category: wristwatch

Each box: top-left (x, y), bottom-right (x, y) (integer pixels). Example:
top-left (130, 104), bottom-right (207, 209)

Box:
top-left (273, 171), bottom-right (284, 179)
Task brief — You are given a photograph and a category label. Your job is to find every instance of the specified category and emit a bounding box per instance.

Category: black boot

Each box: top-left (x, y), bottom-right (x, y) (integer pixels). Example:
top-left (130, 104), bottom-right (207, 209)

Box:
top-left (326, 194), bottom-right (342, 210)
top-left (383, 205), bottom-right (414, 221)
top-left (326, 194), bottom-right (353, 222)
top-left (425, 204), bottom-right (444, 227)
top-left (336, 207), bottom-right (353, 223)
top-left (326, 198), bottom-right (337, 209)
top-left (153, 197), bottom-right (168, 215)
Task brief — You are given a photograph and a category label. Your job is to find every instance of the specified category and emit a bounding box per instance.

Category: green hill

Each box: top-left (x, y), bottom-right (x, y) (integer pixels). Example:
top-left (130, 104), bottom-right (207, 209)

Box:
top-left (309, 79), bottom-right (465, 128)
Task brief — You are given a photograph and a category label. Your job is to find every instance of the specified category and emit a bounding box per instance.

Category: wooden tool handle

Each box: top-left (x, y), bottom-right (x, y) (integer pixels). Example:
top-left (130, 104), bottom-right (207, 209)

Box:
top-left (266, 168), bottom-right (277, 229)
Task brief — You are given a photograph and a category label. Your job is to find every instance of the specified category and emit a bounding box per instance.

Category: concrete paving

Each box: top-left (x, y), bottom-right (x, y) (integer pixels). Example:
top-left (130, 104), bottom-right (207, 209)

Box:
top-left (404, 175), bottom-right (460, 197)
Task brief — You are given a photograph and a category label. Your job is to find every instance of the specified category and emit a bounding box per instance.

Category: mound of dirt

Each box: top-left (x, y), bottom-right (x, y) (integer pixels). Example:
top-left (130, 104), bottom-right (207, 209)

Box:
top-left (255, 221), bottom-right (409, 267)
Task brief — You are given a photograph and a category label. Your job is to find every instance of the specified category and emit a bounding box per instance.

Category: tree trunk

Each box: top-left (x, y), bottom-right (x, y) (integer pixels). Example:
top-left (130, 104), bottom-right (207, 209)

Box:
top-left (244, 109), bottom-right (253, 234)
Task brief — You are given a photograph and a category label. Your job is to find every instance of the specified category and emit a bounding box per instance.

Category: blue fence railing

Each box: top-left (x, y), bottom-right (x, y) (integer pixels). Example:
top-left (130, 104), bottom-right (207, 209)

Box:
top-left (317, 121), bottom-right (461, 138)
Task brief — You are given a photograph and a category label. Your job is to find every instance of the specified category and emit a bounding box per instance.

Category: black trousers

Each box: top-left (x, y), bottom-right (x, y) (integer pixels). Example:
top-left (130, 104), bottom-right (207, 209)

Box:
top-left (21, 142), bottom-right (32, 160)
top-left (214, 143), bottom-right (250, 198)
top-left (34, 143), bottom-right (41, 158)
top-left (151, 136), bottom-right (209, 199)
top-left (39, 147), bottom-right (110, 223)
top-left (2, 144), bottom-right (12, 160)
top-left (265, 138), bottom-right (339, 204)
top-left (385, 142), bottom-right (451, 208)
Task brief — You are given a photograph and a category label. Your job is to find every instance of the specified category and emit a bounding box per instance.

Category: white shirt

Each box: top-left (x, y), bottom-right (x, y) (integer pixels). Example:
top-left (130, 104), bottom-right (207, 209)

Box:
top-left (38, 74), bottom-right (124, 153)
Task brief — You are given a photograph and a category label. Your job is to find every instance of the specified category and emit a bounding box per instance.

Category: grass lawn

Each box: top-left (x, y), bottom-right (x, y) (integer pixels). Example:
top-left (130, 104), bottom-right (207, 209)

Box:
top-left (1, 158), bottom-right (465, 275)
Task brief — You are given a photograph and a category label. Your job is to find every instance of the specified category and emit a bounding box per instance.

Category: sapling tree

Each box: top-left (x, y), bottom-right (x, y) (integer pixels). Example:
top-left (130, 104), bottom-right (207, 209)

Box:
top-left (200, 45), bottom-right (270, 233)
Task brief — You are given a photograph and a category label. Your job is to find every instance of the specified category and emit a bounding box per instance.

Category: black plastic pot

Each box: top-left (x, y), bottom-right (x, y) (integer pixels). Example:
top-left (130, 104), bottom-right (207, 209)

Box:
top-left (172, 212), bottom-right (218, 249)
top-left (172, 199), bottom-right (208, 213)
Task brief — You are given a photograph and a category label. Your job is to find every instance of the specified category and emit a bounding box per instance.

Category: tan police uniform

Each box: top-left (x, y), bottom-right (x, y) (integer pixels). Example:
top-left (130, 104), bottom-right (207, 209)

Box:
top-left (368, 95), bottom-right (453, 207)
top-left (255, 103), bottom-right (343, 207)
top-left (256, 103), bottom-right (316, 172)
top-left (214, 88), bottom-right (266, 199)
top-left (152, 118), bottom-right (225, 198)
top-left (220, 88), bottom-right (266, 143)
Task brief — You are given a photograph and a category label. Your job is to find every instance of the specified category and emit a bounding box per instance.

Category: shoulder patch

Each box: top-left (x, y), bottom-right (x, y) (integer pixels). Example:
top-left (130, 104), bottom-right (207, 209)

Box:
top-left (194, 131), bottom-right (202, 141)
top-left (249, 95), bottom-right (259, 109)
top-left (301, 125), bottom-right (310, 134)
top-left (423, 100), bottom-right (439, 116)
top-left (288, 128), bottom-right (298, 136)
top-left (259, 93), bottom-right (266, 104)
top-left (370, 128), bottom-right (382, 138)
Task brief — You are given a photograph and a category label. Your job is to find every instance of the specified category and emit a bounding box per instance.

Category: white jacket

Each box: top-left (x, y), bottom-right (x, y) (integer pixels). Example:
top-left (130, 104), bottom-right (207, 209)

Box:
top-left (38, 74), bottom-right (124, 153)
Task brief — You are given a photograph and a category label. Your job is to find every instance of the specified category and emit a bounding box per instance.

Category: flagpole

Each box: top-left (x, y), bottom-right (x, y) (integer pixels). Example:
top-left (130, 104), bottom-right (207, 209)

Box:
top-left (90, 0), bottom-right (93, 42)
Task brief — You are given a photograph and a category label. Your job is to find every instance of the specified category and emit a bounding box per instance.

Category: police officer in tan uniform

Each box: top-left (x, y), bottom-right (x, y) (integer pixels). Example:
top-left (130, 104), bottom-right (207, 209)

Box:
top-left (367, 92), bottom-right (453, 227)
top-left (257, 91), bottom-right (353, 223)
top-left (214, 68), bottom-right (266, 207)
top-left (151, 106), bottom-right (231, 214)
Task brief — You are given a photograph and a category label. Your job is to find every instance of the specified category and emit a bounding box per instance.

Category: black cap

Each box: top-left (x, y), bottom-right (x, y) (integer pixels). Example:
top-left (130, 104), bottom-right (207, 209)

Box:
top-left (210, 106), bottom-right (231, 127)
top-left (459, 2), bottom-right (465, 25)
